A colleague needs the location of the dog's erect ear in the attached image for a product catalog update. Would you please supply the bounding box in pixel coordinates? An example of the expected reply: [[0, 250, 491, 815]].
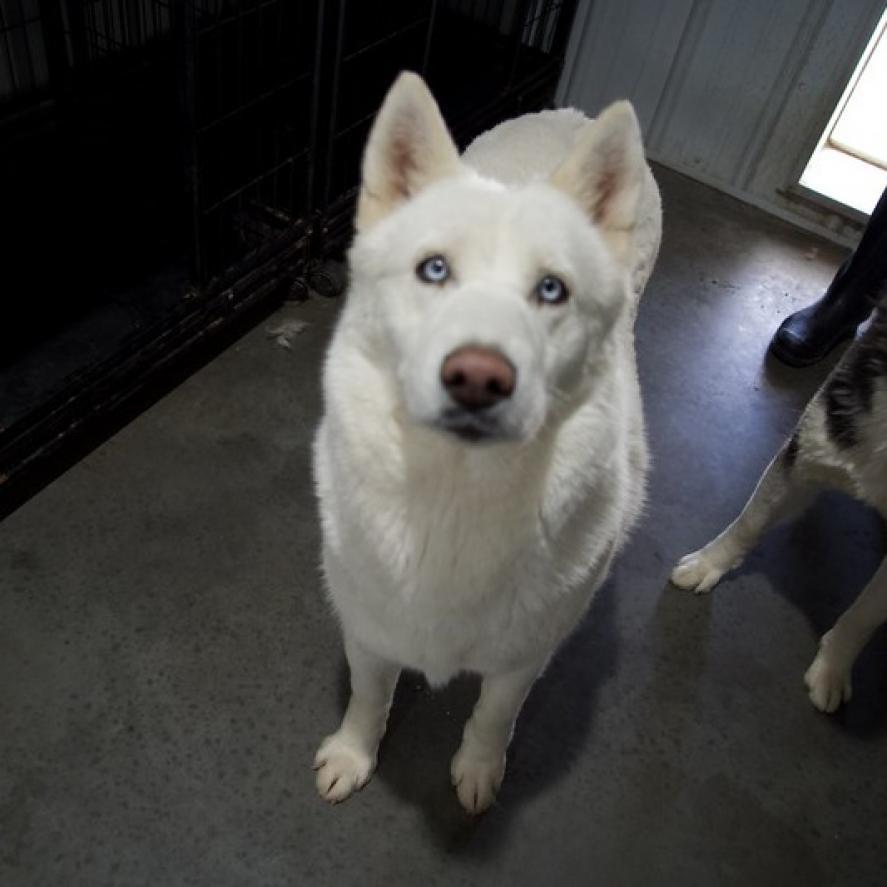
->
[[550, 101, 646, 261], [356, 72, 463, 232]]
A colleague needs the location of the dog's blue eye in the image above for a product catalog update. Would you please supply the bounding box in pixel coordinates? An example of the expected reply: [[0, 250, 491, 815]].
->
[[535, 275, 568, 305], [417, 255, 450, 284]]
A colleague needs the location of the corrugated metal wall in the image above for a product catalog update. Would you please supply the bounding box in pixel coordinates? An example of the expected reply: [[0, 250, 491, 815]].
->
[[559, 0, 886, 246]]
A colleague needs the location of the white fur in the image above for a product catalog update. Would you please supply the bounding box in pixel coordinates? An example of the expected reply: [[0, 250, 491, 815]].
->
[[313, 73, 662, 812]]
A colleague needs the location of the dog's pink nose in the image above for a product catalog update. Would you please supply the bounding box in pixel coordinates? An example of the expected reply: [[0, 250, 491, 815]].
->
[[440, 346, 516, 411]]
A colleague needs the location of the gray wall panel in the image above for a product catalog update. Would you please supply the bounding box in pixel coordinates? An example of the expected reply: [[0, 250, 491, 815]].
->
[[560, 0, 887, 245]]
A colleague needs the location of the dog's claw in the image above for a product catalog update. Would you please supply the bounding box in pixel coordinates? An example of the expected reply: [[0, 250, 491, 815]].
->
[[450, 745, 504, 815], [313, 733, 376, 803]]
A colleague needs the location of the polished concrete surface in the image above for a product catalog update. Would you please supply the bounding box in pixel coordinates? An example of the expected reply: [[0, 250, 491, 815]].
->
[[2, 167, 885, 886]]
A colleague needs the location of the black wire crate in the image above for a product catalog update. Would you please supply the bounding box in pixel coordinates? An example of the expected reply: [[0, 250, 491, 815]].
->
[[187, 0, 321, 292], [0, 0, 578, 511], [313, 0, 435, 214], [428, 0, 575, 136], [1, 1, 184, 357], [315, 0, 578, 252], [0, 0, 50, 108]]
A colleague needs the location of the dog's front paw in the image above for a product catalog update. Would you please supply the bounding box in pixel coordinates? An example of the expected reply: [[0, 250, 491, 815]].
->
[[450, 743, 505, 815], [313, 732, 376, 804], [670, 541, 740, 594], [804, 640, 852, 713]]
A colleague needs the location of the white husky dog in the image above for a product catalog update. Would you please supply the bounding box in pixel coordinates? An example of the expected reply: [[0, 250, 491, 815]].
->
[[313, 72, 661, 813]]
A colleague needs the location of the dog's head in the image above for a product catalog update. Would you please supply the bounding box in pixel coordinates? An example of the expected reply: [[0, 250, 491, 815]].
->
[[348, 72, 648, 444]]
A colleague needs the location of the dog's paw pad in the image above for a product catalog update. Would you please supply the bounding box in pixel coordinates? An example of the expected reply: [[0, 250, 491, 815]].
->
[[670, 546, 735, 594], [450, 745, 505, 815], [313, 733, 375, 804], [804, 650, 852, 714]]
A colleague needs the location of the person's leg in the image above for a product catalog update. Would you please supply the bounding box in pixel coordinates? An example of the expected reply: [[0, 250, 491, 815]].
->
[[770, 186, 887, 366]]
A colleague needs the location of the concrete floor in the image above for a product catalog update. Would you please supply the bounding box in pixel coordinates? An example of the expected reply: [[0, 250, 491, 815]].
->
[[2, 167, 886, 886]]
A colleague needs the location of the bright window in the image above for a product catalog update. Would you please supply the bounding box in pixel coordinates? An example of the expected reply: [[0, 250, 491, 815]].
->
[[800, 8, 887, 215]]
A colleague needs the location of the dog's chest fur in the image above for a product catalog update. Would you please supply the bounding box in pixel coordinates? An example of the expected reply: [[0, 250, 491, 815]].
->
[[315, 342, 645, 684], [313, 101, 659, 686]]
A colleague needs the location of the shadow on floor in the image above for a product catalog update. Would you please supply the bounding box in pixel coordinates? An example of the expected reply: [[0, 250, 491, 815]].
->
[[706, 491, 887, 737], [326, 574, 621, 854]]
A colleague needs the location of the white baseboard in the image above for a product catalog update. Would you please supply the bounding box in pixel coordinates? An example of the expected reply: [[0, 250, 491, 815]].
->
[[646, 154, 863, 250]]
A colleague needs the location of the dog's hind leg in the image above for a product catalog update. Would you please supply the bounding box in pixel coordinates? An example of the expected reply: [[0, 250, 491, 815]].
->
[[671, 438, 818, 594], [451, 661, 543, 815], [805, 555, 887, 712], [314, 633, 400, 803]]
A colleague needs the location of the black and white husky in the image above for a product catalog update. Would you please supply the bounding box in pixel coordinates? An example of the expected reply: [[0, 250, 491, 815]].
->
[[672, 305, 887, 712]]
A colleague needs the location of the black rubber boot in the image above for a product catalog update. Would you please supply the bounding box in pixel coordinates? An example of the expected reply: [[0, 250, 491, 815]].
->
[[770, 186, 887, 367], [769, 266, 874, 367]]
